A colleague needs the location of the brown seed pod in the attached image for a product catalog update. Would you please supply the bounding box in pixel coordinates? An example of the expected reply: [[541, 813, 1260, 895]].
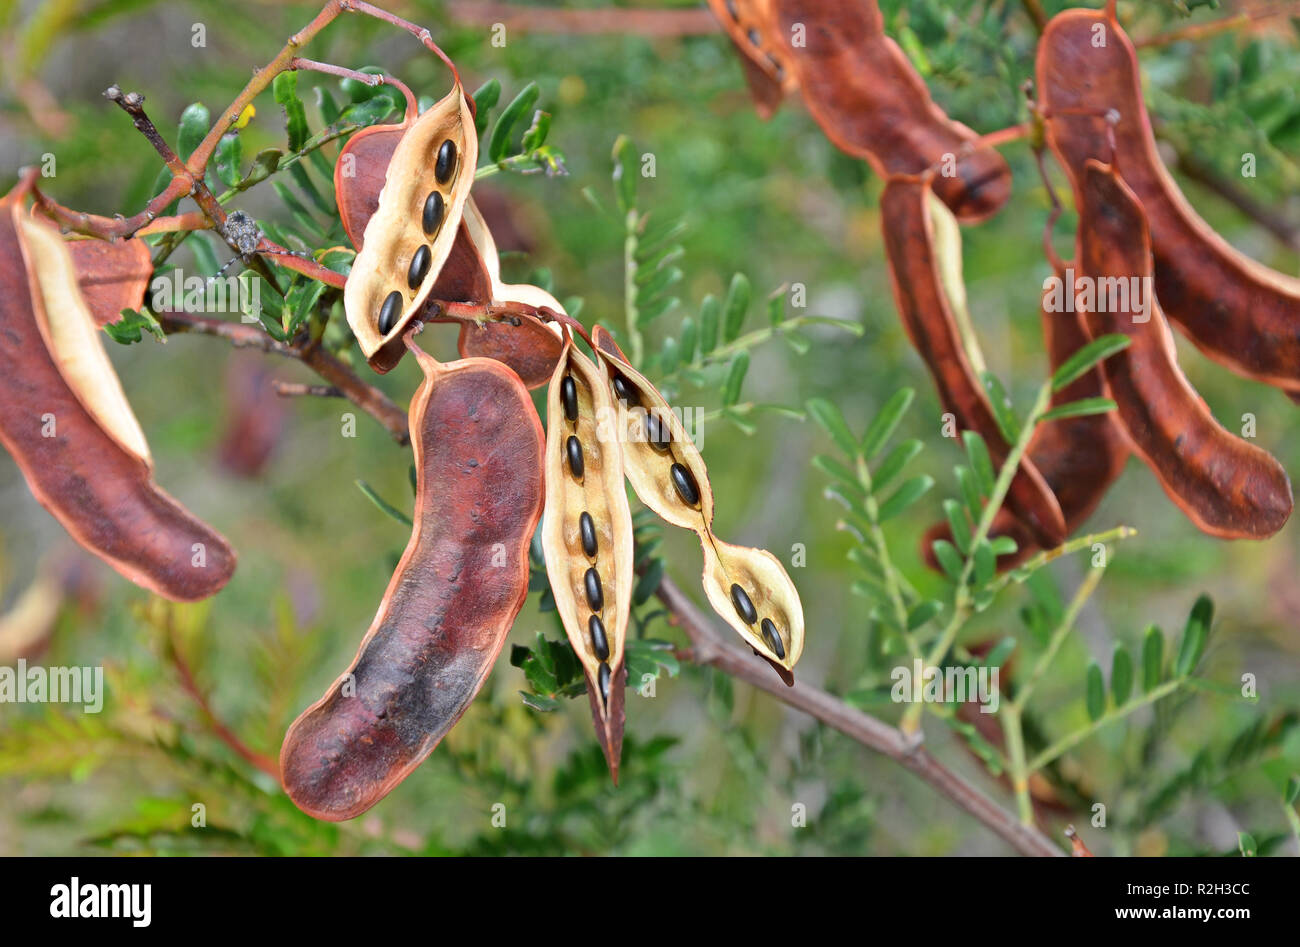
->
[[65, 236, 153, 327], [590, 326, 804, 682], [0, 183, 235, 602], [705, 0, 796, 119], [1075, 159, 1291, 539], [280, 333, 545, 821], [1037, 4, 1300, 394], [924, 262, 1131, 569], [344, 82, 477, 373], [541, 334, 634, 779], [880, 174, 1067, 549], [753, 0, 1011, 223]]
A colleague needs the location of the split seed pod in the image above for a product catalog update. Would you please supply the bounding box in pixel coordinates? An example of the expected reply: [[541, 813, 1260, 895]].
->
[[879, 174, 1067, 549], [1075, 160, 1291, 539], [749, 0, 1011, 223], [344, 82, 477, 372], [1037, 4, 1300, 395], [590, 326, 804, 683], [280, 334, 544, 820], [66, 236, 153, 327], [705, 0, 796, 119], [541, 333, 634, 779], [0, 186, 235, 601]]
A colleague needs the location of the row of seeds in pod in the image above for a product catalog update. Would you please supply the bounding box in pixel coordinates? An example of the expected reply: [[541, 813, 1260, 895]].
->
[[560, 370, 613, 703], [376, 139, 459, 335], [607, 370, 786, 659]]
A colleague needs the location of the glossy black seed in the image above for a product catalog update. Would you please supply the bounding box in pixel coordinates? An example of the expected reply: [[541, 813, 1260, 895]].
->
[[561, 375, 578, 421], [584, 567, 603, 612], [644, 411, 672, 453], [407, 244, 431, 289], [378, 290, 403, 335], [598, 662, 611, 703], [746, 28, 760, 46], [421, 191, 445, 235], [435, 139, 457, 183], [579, 511, 598, 558], [761, 618, 785, 659], [611, 375, 640, 406], [589, 615, 610, 661], [669, 462, 700, 507], [730, 584, 758, 625], [566, 436, 584, 479]]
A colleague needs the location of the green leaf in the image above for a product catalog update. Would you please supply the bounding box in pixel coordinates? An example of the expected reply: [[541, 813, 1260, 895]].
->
[[354, 480, 412, 527], [989, 535, 1018, 557], [1051, 334, 1131, 392], [1111, 646, 1133, 706], [980, 371, 1021, 444], [1175, 594, 1213, 677], [677, 316, 698, 364], [767, 285, 786, 326], [813, 455, 866, 496], [955, 465, 983, 521], [1285, 775, 1300, 806], [930, 539, 963, 583], [177, 102, 210, 161], [972, 539, 995, 586], [634, 558, 665, 606], [962, 430, 995, 496], [877, 475, 934, 522], [214, 133, 243, 189], [1040, 397, 1117, 423], [520, 692, 561, 713], [873, 439, 922, 492], [1142, 624, 1164, 692], [722, 351, 749, 406], [272, 72, 309, 153], [698, 294, 720, 354], [1237, 832, 1257, 857], [1085, 661, 1106, 721], [611, 133, 637, 214], [862, 388, 915, 459], [943, 499, 971, 555], [806, 398, 858, 458], [722, 273, 751, 342], [105, 308, 165, 345], [521, 110, 552, 153], [471, 78, 501, 138], [490, 82, 541, 164], [984, 636, 1017, 669], [907, 600, 943, 630]]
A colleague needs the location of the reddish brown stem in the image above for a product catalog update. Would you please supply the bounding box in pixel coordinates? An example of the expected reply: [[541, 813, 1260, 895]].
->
[[445, 1, 718, 35]]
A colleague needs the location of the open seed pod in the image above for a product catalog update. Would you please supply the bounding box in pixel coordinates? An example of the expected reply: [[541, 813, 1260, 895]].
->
[[65, 236, 152, 327], [0, 179, 235, 601], [281, 332, 545, 820], [344, 82, 477, 372], [590, 326, 804, 683], [705, 0, 795, 119], [541, 333, 634, 779]]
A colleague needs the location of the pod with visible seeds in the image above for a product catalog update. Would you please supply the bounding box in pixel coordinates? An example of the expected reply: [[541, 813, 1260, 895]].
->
[[541, 335, 634, 780], [705, 0, 796, 119], [591, 326, 804, 682], [343, 82, 477, 373], [0, 179, 235, 602], [280, 335, 545, 820]]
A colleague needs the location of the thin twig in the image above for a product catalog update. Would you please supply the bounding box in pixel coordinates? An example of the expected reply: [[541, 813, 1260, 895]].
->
[[273, 381, 345, 398], [656, 576, 1063, 857], [445, 1, 718, 35]]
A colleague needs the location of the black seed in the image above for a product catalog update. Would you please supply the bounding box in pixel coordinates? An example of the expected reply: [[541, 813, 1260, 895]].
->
[[611, 374, 640, 406], [584, 567, 603, 612], [561, 375, 578, 421], [566, 435, 584, 479], [669, 462, 700, 507], [589, 615, 610, 661], [761, 618, 785, 659], [598, 662, 611, 703], [378, 290, 403, 335], [421, 191, 445, 235], [725, 0, 738, 19], [644, 411, 672, 453], [435, 139, 457, 183], [579, 511, 598, 558], [746, 28, 760, 46], [730, 584, 758, 625], [407, 244, 431, 289]]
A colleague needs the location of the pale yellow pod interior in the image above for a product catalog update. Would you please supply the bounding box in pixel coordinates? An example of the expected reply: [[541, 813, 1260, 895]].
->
[[701, 536, 804, 669], [461, 198, 567, 313], [345, 83, 477, 359], [18, 215, 152, 466]]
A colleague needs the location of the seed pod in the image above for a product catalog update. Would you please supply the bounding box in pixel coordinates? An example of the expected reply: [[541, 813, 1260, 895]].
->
[[0, 181, 235, 601], [65, 236, 153, 327], [344, 82, 477, 372], [541, 335, 634, 779], [1075, 160, 1291, 539], [1037, 4, 1300, 395], [591, 326, 804, 682], [281, 335, 545, 820], [705, 0, 796, 119], [756, 0, 1011, 223], [924, 262, 1130, 570], [880, 174, 1067, 549]]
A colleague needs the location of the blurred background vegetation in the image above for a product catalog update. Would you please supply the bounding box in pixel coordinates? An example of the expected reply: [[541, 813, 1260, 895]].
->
[[1, 0, 1299, 855]]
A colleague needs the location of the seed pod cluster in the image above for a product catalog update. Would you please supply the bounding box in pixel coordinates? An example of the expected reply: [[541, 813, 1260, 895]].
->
[[1037, 3, 1300, 396], [541, 334, 634, 778], [879, 174, 1067, 550], [344, 82, 477, 373], [590, 326, 804, 683], [281, 334, 545, 820], [0, 180, 236, 602]]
